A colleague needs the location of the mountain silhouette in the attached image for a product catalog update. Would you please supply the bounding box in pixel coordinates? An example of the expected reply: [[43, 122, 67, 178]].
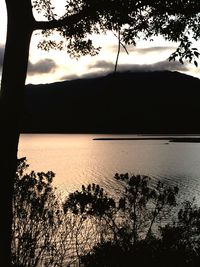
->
[[23, 71, 200, 134]]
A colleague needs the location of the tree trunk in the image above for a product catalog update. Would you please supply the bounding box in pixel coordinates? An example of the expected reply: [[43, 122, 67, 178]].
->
[[0, 0, 34, 265]]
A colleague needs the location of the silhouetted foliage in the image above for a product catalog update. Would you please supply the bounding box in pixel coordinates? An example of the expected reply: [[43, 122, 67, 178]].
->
[[64, 173, 200, 267], [12, 158, 200, 266], [12, 158, 116, 266], [64, 184, 116, 217], [12, 157, 66, 267], [64, 183, 118, 247], [158, 200, 200, 267], [114, 173, 179, 243], [12, 158, 97, 267], [35, 0, 200, 65]]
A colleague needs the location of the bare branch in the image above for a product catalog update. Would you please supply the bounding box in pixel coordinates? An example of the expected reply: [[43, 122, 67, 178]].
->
[[113, 31, 129, 55], [114, 29, 121, 73]]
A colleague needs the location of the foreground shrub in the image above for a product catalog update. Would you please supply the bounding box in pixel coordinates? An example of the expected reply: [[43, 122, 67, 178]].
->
[[12, 158, 96, 267], [65, 174, 179, 246], [64, 173, 200, 266], [158, 200, 200, 267], [12, 158, 117, 266], [12, 159, 200, 266]]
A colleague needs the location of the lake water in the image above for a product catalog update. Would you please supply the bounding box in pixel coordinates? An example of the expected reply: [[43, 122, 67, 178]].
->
[[18, 134, 200, 204]]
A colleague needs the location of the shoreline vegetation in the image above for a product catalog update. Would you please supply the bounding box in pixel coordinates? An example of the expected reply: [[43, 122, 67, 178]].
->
[[93, 137, 200, 142], [13, 158, 200, 267]]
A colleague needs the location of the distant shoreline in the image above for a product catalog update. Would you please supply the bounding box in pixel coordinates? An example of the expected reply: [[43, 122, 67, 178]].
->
[[170, 138, 200, 143], [93, 137, 200, 143]]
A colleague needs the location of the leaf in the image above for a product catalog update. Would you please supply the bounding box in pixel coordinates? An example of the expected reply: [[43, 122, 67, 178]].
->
[[194, 51, 199, 58], [194, 60, 198, 67], [179, 58, 184, 64]]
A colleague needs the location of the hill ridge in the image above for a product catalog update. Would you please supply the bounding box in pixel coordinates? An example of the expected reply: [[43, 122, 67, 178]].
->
[[23, 71, 200, 134]]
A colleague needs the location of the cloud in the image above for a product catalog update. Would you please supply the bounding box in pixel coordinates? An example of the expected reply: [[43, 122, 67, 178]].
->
[[88, 59, 189, 74], [60, 73, 79, 81], [118, 60, 188, 72], [108, 45, 175, 55], [81, 71, 108, 79], [88, 60, 114, 71], [0, 49, 57, 75], [28, 58, 57, 76], [134, 46, 176, 55]]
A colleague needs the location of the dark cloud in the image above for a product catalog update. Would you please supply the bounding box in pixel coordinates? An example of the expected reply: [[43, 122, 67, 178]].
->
[[60, 74, 79, 81], [88, 59, 189, 74], [60, 66, 112, 80], [134, 46, 175, 54], [0, 44, 5, 69], [61, 71, 109, 81], [118, 60, 188, 72], [28, 58, 57, 75], [0, 49, 57, 75], [75, 60, 115, 79], [88, 60, 114, 70], [108, 45, 175, 55], [81, 71, 108, 79]]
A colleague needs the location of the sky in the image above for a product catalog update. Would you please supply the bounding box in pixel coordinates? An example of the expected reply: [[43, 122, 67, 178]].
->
[[0, 0, 200, 85]]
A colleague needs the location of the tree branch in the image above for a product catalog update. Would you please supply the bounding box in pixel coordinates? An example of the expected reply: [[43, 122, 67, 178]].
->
[[33, 8, 93, 31], [114, 29, 121, 73]]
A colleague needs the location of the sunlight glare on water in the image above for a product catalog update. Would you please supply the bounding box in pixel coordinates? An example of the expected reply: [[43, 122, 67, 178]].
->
[[18, 134, 200, 204]]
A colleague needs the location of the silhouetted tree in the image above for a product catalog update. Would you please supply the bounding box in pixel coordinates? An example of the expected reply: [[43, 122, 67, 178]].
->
[[150, 1, 200, 65], [65, 173, 179, 267], [13, 158, 101, 267], [71, 175, 199, 267], [64, 183, 117, 245], [114, 173, 179, 244], [158, 199, 200, 267], [1, 0, 200, 265], [65, 175, 178, 250], [13, 160, 200, 266]]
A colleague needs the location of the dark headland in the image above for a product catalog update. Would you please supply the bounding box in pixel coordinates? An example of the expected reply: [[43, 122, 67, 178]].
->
[[93, 137, 200, 142], [24, 71, 200, 134]]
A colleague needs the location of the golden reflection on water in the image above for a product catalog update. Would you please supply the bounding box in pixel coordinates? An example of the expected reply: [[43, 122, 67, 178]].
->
[[18, 134, 200, 203]]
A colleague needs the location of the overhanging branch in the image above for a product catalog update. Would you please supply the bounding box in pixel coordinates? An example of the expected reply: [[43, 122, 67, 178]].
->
[[33, 8, 94, 31]]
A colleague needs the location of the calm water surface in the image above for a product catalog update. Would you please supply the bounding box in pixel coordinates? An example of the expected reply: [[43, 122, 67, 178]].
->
[[18, 134, 200, 204]]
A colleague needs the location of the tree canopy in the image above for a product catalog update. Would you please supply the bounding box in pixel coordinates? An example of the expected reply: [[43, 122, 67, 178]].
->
[[31, 0, 200, 64]]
